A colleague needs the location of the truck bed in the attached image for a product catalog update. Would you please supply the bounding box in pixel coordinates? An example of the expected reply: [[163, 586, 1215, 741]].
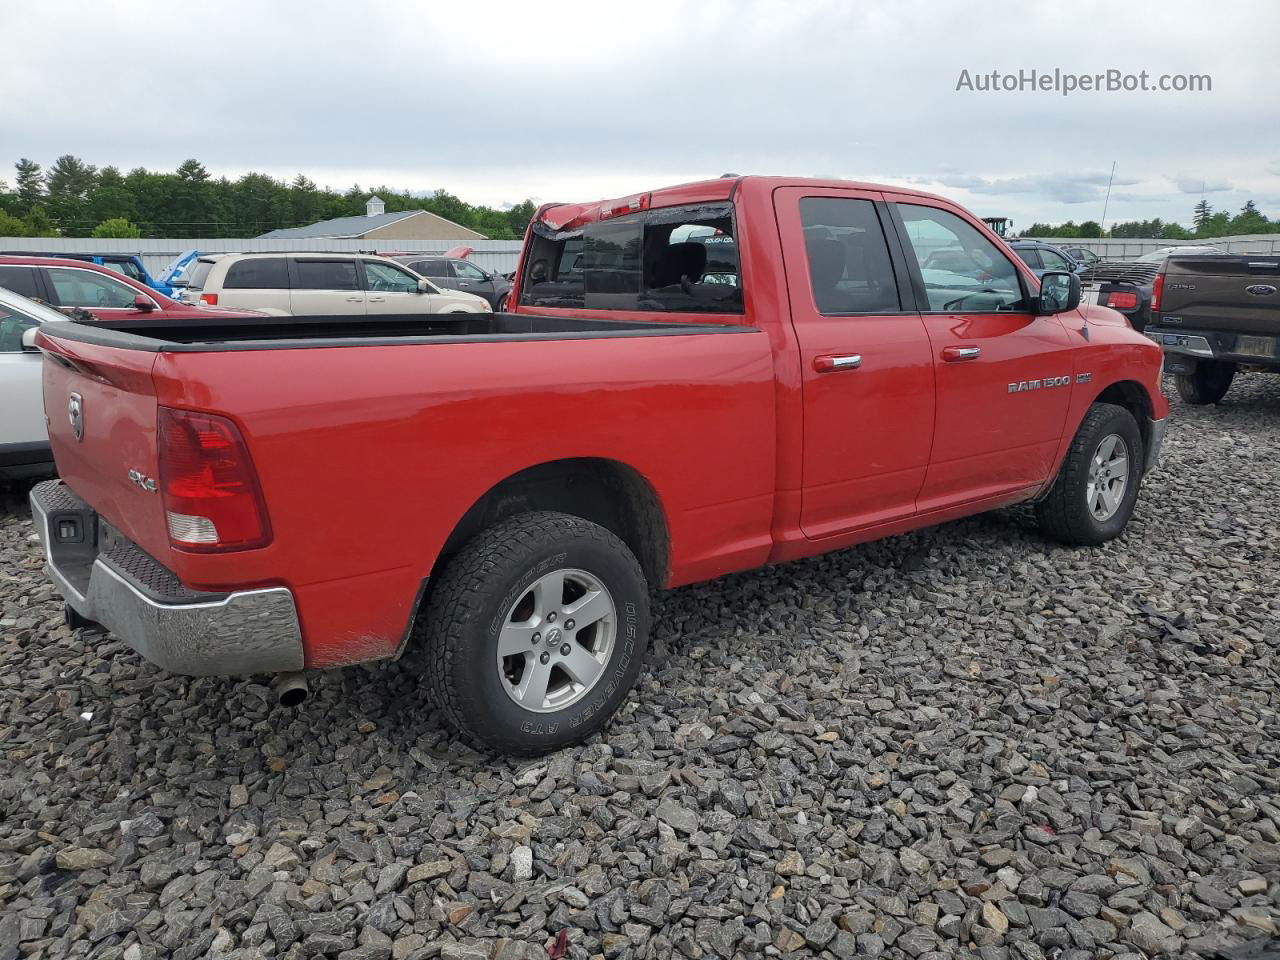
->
[[49, 311, 754, 351]]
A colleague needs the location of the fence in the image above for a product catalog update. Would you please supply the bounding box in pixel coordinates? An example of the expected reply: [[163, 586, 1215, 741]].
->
[[0, 237, 526, 276], [1023, 234, 1280, 259]]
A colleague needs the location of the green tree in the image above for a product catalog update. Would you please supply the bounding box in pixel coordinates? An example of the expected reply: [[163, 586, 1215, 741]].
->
[[45, 155, 98, 199], [1230, 200, 1268, 235], [0, 210, 28, 236], [91, 217, 142, 238], [1192, 199, 1213, 232], [22, 204, 58, 237], [15, 158, 43, 203]]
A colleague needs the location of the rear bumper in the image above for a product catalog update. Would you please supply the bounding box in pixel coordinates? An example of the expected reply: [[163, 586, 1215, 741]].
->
[[30, 479, 304, 676], [1145, 326, 1280, 367]]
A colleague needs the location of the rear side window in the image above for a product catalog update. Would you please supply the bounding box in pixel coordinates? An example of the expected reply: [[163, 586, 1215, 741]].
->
[[412, 259, 449, 278], [293, 260, 359, 291], [0, 266, 44, 301], [521, 202, 743, 313], [224, 258, 290, 289], [1013, 247, 1043, 270], [798, 197, 901, 314]]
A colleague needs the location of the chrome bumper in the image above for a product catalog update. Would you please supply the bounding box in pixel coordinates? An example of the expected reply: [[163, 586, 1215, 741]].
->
[[30, 480, 304, 676], [1144, 330, 1214, 358], [1145, 417, 1167, 477]]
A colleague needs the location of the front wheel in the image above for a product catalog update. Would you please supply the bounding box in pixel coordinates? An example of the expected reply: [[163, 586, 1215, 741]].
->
[[1175, 360, 1235, 405], [1036, 403, 1144, 546], [418, 511, 650, 755]]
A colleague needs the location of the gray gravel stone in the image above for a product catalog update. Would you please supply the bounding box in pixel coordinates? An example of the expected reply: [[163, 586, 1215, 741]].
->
[[1, 382, 1278, 960]]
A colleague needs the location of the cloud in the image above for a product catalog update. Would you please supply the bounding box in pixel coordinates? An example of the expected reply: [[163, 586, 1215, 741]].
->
[[931, 172, 1140, 204], [1174, 177, 1234, 193]]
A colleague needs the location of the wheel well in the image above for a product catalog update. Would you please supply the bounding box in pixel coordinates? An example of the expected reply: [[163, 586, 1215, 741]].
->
[[434, 458, 670, 587], [1094, 380, 1154, 450]]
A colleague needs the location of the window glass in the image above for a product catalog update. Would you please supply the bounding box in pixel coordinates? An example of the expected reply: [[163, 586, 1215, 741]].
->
[[364, 261, 419, 293], [1038, 248, 1070, 271], [224, 258, 290, 289], [583, 219, 642, 310], [1012, 247, 1043, 270], [897, 204, 1026, 312], [798, 197, 901, 314], [640, 205, 743, 312], [412, 259, 449, 278], [0, 266, 44, 301], [453, 260, 487, 280], [46, 268, 140, 309], [293, 259, 359, 291], [185, 260, 216, 291], [0, 303, 37, 353]]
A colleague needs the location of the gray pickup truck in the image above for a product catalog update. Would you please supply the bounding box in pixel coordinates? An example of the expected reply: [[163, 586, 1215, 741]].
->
[[1145, 254, 1280, 403]]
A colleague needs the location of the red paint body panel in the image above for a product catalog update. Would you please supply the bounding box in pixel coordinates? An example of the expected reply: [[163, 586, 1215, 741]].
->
[[39, 177, 1166, 672]]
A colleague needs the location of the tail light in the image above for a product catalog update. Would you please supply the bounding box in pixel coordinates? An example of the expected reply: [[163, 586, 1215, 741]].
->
[[598, 193, 651, 220], [1150, 271, 1165, 313], [157, 407, 271, 552], [199, 293, 218, 306], [1107, 291, 1139, 310]]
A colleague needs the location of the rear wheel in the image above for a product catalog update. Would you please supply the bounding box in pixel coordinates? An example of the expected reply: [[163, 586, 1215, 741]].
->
[[1175, 360, 1235, 405], [1036, 403, 1144, 546], [418, 511, 650, 755]]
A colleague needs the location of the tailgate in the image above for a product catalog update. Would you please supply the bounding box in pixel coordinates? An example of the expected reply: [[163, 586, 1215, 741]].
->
[[1161, 257, 1280, 334], [38, 331, 172, 562]]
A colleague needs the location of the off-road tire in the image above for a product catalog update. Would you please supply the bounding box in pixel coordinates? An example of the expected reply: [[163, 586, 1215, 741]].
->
[[1175, 360, 1235, 405], [1036, 403, 1144, 546], [418, 511, 649, 755]]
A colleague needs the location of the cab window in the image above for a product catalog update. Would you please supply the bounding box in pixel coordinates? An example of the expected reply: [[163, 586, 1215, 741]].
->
[[896, 204, 1027, 312], [453, 261, 487, 281], [798, 197, 900, 314], [1039, 248, 1071, 271], [0, 303, 37, 353]]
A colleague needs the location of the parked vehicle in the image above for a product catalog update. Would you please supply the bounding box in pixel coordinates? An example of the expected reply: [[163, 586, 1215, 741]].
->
[[0, 286, 72, 479], [183, 253, 491, 315], [0, 251, 196, 297], [1062, 247, 1102, 268], [1007, 240, 1083, 276], [1145, 253, 1280, 403], [1078, 245, 1225, 333], [0, 256, 267, 323], [391, 255, 513, 311], [29, 176, 1166, 755]]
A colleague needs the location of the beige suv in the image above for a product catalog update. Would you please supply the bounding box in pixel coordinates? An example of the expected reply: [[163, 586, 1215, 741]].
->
[[182, 253, 491, 315]]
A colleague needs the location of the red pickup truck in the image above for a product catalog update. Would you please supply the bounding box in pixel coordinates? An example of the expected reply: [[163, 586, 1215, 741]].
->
[[30, 176, 1167, 755]]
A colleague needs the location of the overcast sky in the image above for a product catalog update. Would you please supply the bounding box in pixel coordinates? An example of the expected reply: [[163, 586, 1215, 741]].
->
[[3, 0, 1278, 229]]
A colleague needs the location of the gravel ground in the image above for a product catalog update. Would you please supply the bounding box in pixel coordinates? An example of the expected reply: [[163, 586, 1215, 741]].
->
[[1, 378, 1278, 960]]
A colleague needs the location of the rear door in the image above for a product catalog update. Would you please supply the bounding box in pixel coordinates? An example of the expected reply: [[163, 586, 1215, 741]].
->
[[451, 259, 497, 306], [288, 258, 366, 315], [362, 259, 433, 314], [774, 186, 935, 539], [0, 301, 48, 445], [887, 197, 1073, 510]]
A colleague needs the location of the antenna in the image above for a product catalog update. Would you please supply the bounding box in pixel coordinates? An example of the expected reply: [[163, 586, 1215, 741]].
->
[[1099, 161, 1116, 237]]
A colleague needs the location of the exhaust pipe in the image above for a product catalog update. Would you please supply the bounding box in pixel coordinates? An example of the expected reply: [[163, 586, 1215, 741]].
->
[[273, 672, 309, 707]]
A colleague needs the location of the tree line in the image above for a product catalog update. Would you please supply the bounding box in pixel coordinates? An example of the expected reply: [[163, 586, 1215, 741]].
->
[[1021, 199, 1280, 240], [0, 156, 538, 240]]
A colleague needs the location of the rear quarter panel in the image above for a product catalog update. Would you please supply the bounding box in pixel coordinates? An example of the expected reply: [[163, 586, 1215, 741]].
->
[[152, 330, 778, 668]]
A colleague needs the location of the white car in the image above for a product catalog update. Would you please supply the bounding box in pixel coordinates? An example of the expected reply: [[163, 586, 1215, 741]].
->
[[182, 253, 492, 315], [0, 286, 69, 478]]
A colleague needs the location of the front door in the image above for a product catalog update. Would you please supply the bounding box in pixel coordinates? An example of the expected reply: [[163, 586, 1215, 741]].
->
[[888, 198, 1073, 510], [288, 259, 366, 315], [451, 259, 497, 307], [775, 187, 936, 539], [362, 260, 433, 314]]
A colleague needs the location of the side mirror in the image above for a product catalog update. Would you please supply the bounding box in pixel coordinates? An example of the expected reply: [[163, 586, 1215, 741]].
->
[[416, 279, 434, 294], [21, 326, 40, 352], [133, 294, 156, 312], [1035, 271, 1080, 314]]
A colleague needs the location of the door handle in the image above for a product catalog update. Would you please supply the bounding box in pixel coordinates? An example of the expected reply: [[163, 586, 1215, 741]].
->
[[813, 354, 862, 372], [368, 296, 385, 302], [346, 296, 364, 302], [942, 346, 982, 362]]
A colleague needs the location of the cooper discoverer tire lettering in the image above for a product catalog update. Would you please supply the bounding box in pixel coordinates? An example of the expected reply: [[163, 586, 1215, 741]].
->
[[417, 511, 650, 755]]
